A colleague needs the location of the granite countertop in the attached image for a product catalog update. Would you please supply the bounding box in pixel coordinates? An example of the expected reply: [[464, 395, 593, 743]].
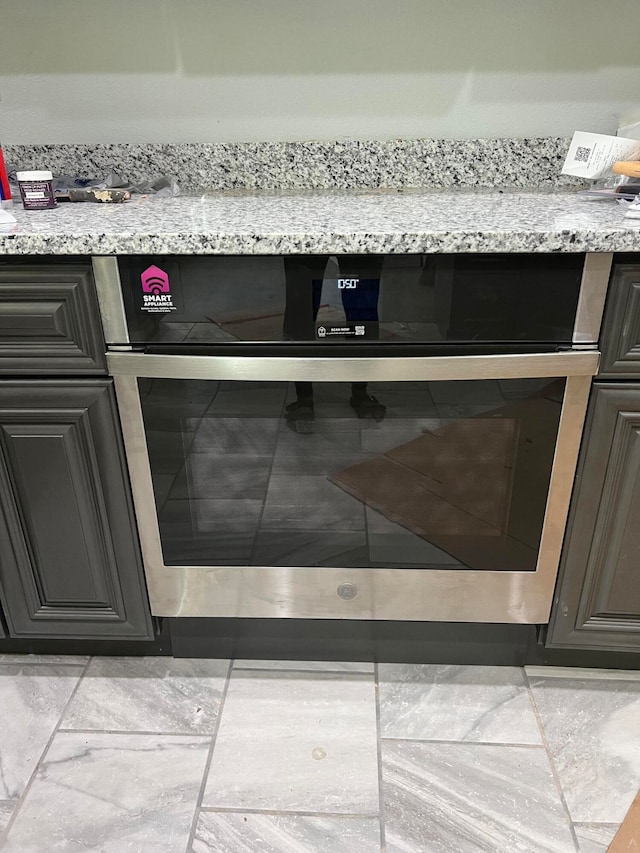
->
[[1, 188, 639, 255]]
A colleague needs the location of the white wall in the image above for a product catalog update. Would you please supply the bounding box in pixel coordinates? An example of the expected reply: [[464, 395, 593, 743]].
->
[[1, 0, 639, 143]]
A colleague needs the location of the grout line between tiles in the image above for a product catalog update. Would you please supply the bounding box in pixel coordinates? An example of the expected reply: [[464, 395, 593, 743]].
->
[[185, 658, 234, 853], [379, 736, 545, 748], [198, 806, 381, 819], [374, 663, 387, 853], [0, 654, 93, 848], [523, 668, 581, 853]]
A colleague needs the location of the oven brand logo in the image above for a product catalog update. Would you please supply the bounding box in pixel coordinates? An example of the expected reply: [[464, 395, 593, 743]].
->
[[140, 265, 176, 313]]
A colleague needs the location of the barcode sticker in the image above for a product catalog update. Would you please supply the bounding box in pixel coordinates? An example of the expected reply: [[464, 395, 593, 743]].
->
[[574, 146, 591, 163]]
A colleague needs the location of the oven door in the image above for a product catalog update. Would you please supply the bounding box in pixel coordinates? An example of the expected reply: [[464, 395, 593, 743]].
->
[[108, 351, 597, 623]]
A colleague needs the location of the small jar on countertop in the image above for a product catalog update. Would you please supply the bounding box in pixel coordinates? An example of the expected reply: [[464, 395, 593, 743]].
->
[[16, 170, 57, 210]]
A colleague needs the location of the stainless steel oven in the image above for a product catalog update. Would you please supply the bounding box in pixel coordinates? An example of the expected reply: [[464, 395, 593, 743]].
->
[[94, 253, 610, 624]]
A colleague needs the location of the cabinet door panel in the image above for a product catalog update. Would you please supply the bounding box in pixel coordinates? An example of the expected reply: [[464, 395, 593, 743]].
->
[[599, 264, 640, 378], [547, 385, 640, 651], [0, 381, 153, 639], [0, 266, 106, 374]]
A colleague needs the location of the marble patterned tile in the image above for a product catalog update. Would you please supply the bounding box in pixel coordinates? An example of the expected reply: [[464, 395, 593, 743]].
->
[[264, 473, 358, 505], [381, 740, 575, 853], [360, 420, 442, 455], [160, 529, 257, 565], [190, 417, 279, 455], [252, 531, 367, 567], [1, 732, 210, 853], [0, 663, 83, 799], [191, 813, 381, 853], [378, 664, 542, 744], [261, 474, 365, 531], [206, 388, 287, 417], [0, 801, 14, 834], [270, 452, 369, 477], [202, 670, 379, 813], [234, 660, 375, 673], [160, 498, 264, 534], [61, 657, 229, 734], [573, 823, 619, 853], [172, 453, 273, 500], [365, 504, 461, 567], [275, 427, 363, 455], [528, 676, 640, 823], [279, 412, 368, 435]]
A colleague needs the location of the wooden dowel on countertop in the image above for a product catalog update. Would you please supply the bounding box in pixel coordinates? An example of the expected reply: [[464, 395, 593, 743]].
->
[[608, 791, 640, 851]]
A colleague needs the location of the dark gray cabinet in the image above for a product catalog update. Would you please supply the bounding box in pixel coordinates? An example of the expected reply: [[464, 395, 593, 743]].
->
[[547, 258, 640, 655], [547, 384, 640, 652], [0, 264, 107, 375], [599, 262, 640, 378], [0, 380, 154, 640]]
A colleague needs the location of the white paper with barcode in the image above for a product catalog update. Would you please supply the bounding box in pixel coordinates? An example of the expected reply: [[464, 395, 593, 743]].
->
[[562, 131, 640, 179]]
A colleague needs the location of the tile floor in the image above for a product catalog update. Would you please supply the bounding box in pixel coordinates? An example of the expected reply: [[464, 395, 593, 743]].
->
[[0, 656, 637, 852]]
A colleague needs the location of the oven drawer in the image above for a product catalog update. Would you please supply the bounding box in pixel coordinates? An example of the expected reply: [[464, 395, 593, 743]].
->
[[0, 265, 107, 375]]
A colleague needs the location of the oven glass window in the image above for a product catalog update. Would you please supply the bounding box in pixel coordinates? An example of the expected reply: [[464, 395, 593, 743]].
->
[[140, 377, 565, 572]]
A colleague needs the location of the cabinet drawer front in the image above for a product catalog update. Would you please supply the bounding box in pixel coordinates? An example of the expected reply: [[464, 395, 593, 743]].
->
[[0, 266, 106, 374], [0, 380, 153, 639]]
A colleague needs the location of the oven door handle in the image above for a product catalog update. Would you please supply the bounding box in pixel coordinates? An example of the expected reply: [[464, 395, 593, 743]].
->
[[106, 350, 599, 382]]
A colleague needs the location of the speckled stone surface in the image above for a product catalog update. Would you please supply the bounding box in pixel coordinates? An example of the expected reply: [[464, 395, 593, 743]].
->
[[1, 188, 639, 255], [4, 139, 581, 192]]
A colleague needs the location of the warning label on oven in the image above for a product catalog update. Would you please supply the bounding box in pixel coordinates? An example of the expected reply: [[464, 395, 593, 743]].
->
[[139, 264, 178, 314], [316, 323, 369, 339]]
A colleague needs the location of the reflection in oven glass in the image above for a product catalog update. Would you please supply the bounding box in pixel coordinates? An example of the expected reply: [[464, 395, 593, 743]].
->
[[140, 378, 564, 572]]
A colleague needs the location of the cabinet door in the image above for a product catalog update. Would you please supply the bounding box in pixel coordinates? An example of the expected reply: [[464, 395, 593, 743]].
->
[[599, 263, 640, 378], [0, 380, 153, 639], [547, 384, 640, 651], [0, 265, 107, 375]]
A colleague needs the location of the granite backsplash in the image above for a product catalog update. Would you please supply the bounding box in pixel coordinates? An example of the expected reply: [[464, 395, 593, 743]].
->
[[3, 139, 582, 192]]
